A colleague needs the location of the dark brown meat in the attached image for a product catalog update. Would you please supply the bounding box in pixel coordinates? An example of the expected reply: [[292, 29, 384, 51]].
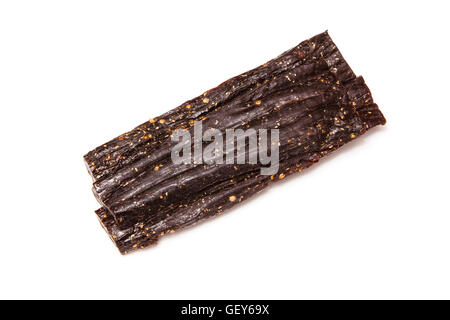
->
[[84, 31, 386, 253]]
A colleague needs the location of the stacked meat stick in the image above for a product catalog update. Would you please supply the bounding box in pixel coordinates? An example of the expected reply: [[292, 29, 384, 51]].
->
[[84, 32, 386, 254]]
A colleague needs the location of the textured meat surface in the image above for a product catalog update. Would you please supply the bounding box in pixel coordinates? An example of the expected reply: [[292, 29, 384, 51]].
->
[[84, 31, 386, 254]]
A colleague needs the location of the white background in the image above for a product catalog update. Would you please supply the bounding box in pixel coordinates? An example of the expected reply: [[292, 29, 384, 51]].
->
[[0, 1, 449, 299]]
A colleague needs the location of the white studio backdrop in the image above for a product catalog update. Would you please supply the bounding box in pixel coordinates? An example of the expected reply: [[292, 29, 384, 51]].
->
[[0, 1, 449, 299]]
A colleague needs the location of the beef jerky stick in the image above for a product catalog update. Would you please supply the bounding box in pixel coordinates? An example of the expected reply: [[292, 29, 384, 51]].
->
[[84, 31, 386, 253]]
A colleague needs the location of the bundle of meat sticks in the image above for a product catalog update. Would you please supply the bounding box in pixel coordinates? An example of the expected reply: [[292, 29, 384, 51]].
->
[[84, 31, 386, 254]]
